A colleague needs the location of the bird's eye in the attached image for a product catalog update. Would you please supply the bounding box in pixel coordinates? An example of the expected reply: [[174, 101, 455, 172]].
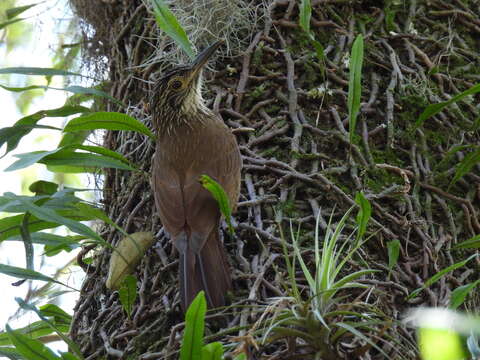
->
[[170, 79, 183, 90]]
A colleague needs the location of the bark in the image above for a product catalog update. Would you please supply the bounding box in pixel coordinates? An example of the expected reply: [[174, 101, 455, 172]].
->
[[69, 0, 480, 358]]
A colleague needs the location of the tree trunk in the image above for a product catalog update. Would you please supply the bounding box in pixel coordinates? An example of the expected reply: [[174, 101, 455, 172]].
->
[[69, 0, 480, 358]]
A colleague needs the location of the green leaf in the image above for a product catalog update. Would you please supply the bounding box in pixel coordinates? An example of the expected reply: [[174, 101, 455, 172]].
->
[[15, 299, 83, 359], [0, 67, 82, 77], [6, 3, 40, 19], [453, 234, 480, 249], [415, 83, 480, 130], [63, 112, 155, 139], [0, 18, 24, 30], [0, 321, 57, 347], [299, 0, 311, 33], [2, 192, 103, 242], [450, 148, 480, 187], [201, 342, 224, 360], [199, 175, 234, 236], [60, 353, 80, 360], [150, 0, 194, 59], [39, 304, 72, 326], [0, 105, 90, 158], [0, 84, 123, 106], [0, 214, 59, 241], [233, 354, 247, 360], [7, 232, 83, 248], [449, 280, 480, 309], [6, 146, 135, 172], [0, 263, 71, 288], [119, 275, 138, 318], [347, 34, 364, 144], [29, 181, 59, 195], [5, 149, 61, 171], [354, 191, 371, 244], [387, 239, 400, 279], [180, 291, 206, 360], [0, 346, 22, 360], [5, 325, 60, 360], [408, 254, 477, 299]]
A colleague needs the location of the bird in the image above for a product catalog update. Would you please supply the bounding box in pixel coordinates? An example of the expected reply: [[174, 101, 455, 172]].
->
[[150, 41, 242, 312]]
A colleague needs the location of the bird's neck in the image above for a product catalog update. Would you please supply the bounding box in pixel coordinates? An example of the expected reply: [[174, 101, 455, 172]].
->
[[154, 104, 212, 137]]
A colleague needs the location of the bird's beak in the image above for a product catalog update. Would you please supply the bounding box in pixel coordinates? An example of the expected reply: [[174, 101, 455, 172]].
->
[[188, 41, 223, 81]]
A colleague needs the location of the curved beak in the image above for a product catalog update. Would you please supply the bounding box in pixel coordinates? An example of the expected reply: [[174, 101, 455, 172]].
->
[[188, 41, 224, 80]]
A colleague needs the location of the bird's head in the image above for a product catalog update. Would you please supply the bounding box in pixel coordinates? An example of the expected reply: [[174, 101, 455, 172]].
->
[[151, 41, 223, 126]]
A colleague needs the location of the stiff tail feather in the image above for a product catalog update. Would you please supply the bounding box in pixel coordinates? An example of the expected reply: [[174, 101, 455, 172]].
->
[[179, 228, 231, 312]]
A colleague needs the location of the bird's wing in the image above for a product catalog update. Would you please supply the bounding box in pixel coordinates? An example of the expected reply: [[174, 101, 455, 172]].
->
[[183, 122, 242, 252], [152, 150, 186, 238]]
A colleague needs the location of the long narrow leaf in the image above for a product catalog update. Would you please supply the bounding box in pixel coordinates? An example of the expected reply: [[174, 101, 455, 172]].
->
[[0, 67, 82, 77], [0, 18, 24, 30], [0, 84, 123, 106], [63, 112, 155, 139], [5, 325, 60, 360], [450, 148, 480, 187], [354, 191, 371, 244], [180, 291, 206, 360], [0, 264, 70, 288], [199, 175, 234, 236], [408, 254, 477, 299], [6, 3, 40, 19], [347, 35, 364, 144], [415, 83, 480, 129], [299, 0, 311, 33], [150, 0, 194, 59], [15, 298, 83, 359], [2, 192, 103, 242]]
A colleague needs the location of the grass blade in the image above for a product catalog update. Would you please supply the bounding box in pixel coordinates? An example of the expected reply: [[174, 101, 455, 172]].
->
[[408, 254, 477, 299], [415, 83, 480, 130], [299, 0, 311, 34], [347, 35, 364, 144]]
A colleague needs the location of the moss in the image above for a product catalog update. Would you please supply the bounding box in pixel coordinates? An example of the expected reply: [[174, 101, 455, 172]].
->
[[364, 167, 402, 193]]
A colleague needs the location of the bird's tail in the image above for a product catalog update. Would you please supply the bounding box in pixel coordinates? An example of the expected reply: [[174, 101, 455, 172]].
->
[[179, 228, 231, 312]]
